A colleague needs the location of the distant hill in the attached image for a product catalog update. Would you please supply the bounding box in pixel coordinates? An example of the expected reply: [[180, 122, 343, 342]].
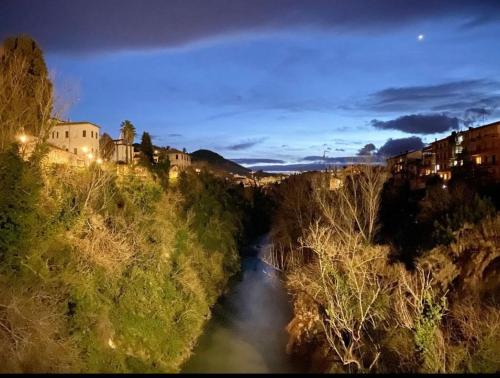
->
[[190, 149, 251, 176]]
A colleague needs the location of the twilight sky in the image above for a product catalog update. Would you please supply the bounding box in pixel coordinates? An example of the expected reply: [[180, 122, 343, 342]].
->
[[2, 0, 500, 170]]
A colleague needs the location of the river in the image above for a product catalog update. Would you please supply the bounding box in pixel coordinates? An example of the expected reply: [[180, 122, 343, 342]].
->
[[181, 236, 305, 373]]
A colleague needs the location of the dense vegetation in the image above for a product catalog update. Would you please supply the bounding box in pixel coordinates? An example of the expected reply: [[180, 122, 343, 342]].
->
[[0, 35, 270, 373], [268, 167, 500, 373], [0, 144, 258, 372]]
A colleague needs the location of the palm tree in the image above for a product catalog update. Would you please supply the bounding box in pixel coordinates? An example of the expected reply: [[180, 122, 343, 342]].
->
[[120, 120, 136, 164]]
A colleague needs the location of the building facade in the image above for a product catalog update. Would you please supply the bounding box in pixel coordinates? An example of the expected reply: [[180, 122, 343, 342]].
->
[[386, 120, 500, 187], [47, 121, 100, 159], [164, 148, 191, 170]]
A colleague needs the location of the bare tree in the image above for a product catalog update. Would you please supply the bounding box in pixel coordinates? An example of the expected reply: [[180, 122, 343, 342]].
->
[[300, 164, 389, 371]]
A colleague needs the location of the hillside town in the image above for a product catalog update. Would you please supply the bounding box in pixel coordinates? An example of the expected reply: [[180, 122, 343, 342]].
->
[[2, 1, 500, 372], [386, 120, 500, 190]]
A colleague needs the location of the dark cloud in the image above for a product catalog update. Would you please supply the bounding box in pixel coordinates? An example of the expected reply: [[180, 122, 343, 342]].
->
[[248, 159, 383, 172], [167, 133, 182, 137], [301, 155, 383, 164], [357, 143, 376, 156], [1, 1, 500, 53], [227, 138, 266, 151], [463, 107, 496, 127], [231, 158, 285, 165], [363, 79, 500, 115], [335, 148, 345, 152], [371, 114, 460, 134], [377, 137, 424, 157]]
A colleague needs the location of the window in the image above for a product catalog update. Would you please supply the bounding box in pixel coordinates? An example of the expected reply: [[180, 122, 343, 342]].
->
[[91, 131, 94, 138], [83, 130, 86, 137], [176, 154, 178, 160], [52, 132, 55, 138], [57, 132, 59, 138], [475, 156, 482, 165], [96, 132, 98, 139], [493, 155, 497, 165], [74, 148, 77, 154], [65, 131, 69, 138]]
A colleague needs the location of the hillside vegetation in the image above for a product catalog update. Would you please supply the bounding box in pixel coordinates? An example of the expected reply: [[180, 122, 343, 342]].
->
[[267, 168, 500, 373], [190, 149, 250, 176], [0, 146, 248, 372]]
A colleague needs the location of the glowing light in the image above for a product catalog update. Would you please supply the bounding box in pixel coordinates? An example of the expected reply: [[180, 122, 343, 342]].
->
[[418, 34, 424, 41], [96, 158, 103, 164], [87, 153, 94, 160], [82, 146, 89, 153], [17, 134, 28, 143]]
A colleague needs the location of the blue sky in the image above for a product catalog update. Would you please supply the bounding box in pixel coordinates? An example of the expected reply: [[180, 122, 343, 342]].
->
[[2, 0, 500, 169]]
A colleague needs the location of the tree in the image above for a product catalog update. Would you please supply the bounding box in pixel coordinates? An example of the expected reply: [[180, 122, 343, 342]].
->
[[0, 35, 54, 152], [99, 133, 115, 160], [119, 120, 135, 164], [140, 132, 154, 164]]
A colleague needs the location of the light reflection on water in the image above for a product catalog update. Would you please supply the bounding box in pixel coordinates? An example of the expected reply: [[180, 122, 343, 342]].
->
[[181, 238, 304, 373]]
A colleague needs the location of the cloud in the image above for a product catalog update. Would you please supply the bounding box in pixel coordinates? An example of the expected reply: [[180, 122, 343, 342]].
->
[[357, 143, 376, 156], [226, 137, 266, 151], [335, 148, 345, 152], [2, 1, 500, 54], [371, 114, 460, 134], [247, 160, 383, 172], [377, 136, 424, 157], [363, 79, 500, 115], [231, 158, 285, 165], [301, 155, 383, 164], [167, 133, 182, 137]]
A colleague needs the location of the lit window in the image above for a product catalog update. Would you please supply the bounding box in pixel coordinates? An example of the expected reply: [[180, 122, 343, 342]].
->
[[475, 156, 482, 165], [436, 164, 440, 171]]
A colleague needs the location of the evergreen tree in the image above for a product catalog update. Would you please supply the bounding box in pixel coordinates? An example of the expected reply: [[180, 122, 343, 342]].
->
[[140, 132, 154, 164], [99, 133, 115, 160], [0, 35, 53, 150]]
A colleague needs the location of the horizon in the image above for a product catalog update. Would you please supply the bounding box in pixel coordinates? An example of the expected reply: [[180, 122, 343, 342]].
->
[[2, 0, 500, 172]]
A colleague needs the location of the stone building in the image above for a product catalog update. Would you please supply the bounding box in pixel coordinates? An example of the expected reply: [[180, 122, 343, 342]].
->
[[386, 120, 500, 187], [47, 121, 100, 159], [164, 147, 191, 169]]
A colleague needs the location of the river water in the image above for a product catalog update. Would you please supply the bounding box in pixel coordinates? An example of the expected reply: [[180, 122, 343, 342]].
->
[[181, 237, 305, 373]]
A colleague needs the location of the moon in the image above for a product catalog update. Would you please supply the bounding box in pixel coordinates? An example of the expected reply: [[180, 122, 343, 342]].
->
[[418, 34, 425, 41]]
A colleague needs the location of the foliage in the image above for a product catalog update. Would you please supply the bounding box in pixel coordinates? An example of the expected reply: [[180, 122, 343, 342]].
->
[[119, 120, 136, 164], [0, 159, 243, 372], [139, 132, 154, 164], [379, 175, 496, 264], [271, 166, 500, 373], [0, 147, 42, 264], [99, 133, 115, 160], [0, 35, 53, 151]]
